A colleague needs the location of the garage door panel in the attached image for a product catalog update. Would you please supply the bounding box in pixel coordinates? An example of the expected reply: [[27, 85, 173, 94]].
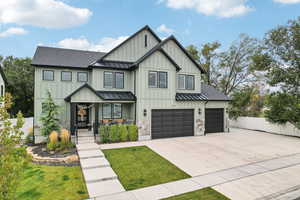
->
[[151, 109, 194, 139]]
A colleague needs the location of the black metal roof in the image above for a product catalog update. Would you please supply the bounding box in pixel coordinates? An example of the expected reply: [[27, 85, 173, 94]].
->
[[92, 60, 133, 70], [176, 84, 231, 101], [96, 91, 136, 101], [32, 46, 106, 68]]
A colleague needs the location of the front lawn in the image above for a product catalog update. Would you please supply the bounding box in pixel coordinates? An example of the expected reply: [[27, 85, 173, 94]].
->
[[16, 163, 88, 200], [162, 187, 230, 200], [103, 146, 190, 190]]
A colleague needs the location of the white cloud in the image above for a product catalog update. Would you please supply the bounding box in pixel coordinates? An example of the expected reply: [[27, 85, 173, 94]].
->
[[157, 24, 175, 34], [0, 0, 92, 28], [158, 0, 253, 18], [273, 0, 300, 3], [57, 36, 129, 52], [0, 27, 27, 37]]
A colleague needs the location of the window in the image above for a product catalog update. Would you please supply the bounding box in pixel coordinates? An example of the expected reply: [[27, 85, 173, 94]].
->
[[145, 34, 148, 47], [43, 70, 54, 81], [1, 85, 3, 96], [186, 75, 194, 90], [148, 71, 168, 88], [177, 74, 195, 90], [77, 72, 88, 82], [104, 72, 124, 89], [102, 103, 122, 119], [177, 74, 185, 90], [115, 72, 124, 89], [148, 71, 157, 88], [61, 71, 72, 81]]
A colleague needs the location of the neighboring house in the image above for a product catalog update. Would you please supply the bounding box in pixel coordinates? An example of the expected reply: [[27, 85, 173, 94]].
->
[[0, 64, 7, 98], [31, 25, 230, 142]]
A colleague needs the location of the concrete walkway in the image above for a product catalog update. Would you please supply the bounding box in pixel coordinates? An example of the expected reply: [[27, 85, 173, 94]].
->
[[75, 130, 125, 198], [94, 153, 300, 200]]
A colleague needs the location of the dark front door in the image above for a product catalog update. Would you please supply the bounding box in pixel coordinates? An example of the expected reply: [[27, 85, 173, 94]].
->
[[76, 104, 90, 129], [205, 108, 224, 134], [151, 109, 194, 139]]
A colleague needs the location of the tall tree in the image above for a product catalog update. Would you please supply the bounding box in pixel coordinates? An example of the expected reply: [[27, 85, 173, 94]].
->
[[0, 56, 34, 117], [252, 17, 300, 128]]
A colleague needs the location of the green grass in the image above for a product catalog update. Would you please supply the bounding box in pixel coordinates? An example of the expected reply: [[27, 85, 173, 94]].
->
[[103, 146, 191, 190], [162, 187, 230, 200], [16, 163, 88, 200]]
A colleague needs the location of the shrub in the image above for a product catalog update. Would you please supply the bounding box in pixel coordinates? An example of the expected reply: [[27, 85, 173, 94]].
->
[[60, 128, 70, 147], [25, 127, 34, 145], [110, 124, 120, 143], [47, 131, 59, 150], [120, 125, 129, 142], [99, 125, 110, 143], [128, 124, 138, 141]]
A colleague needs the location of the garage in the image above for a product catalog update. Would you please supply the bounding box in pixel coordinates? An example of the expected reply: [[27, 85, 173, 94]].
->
[[205, 108, 224, 134], [151, 109, 194, 139]]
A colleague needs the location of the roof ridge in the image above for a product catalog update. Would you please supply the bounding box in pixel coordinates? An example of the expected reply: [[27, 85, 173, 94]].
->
[[37, 46, 107, 54]]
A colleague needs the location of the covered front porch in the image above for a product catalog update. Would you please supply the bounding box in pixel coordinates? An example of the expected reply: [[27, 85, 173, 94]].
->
[[64, 84, 136, 139]]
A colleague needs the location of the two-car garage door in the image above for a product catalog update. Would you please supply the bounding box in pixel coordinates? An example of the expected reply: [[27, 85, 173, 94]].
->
[[151, 109, 194, 139]]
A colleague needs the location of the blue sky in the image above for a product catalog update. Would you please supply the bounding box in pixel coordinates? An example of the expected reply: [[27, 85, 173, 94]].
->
[[0, 0, 299, 58]]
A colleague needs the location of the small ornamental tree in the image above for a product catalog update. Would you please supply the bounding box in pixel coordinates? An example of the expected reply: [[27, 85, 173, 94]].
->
[[0, 93, 28, 200], [40, 91, 60, 137]]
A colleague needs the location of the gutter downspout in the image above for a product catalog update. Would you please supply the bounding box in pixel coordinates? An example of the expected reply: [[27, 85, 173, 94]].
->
[[204, 100, 208, 136], [134, 69, 137, 124]]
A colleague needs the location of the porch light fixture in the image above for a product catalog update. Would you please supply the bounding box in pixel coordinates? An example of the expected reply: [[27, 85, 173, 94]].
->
[[225, 108, 229, 113], [198, 108, 201, 115], [143, 109, 147, 117]]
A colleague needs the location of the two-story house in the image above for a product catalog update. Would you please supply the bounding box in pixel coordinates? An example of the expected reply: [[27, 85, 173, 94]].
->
[[32, 25, 230, 142], [0, 65, 6, 98]]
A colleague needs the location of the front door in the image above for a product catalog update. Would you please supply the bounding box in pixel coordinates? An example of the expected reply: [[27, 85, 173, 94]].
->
[[76, 104, 90, 129]]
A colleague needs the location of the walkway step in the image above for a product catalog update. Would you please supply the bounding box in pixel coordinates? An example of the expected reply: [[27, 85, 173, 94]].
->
[[81, 157, 110, 169], [76, 143, 99, 151], [87, 179, 125, 198], [83, 167, 118, 183], [78, 149, 104, 159]]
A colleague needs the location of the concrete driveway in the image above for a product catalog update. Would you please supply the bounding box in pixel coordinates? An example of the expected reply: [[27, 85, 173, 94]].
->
[[100, 128, 300, 199]]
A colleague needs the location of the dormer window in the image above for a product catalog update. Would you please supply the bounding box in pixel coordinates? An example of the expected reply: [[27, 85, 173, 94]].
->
[[145, 34, 148, 47]]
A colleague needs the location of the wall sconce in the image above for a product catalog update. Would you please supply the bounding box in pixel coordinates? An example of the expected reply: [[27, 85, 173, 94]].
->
[[225, 108, 229, 113], [143, 109, 147, 117], [198, 108, 202, 115]]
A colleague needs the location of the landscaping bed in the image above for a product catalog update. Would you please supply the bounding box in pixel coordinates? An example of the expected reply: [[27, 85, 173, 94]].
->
[[162, 187, 230, 200], [103, 146, 191, 190], [16, 163, 88, 200]]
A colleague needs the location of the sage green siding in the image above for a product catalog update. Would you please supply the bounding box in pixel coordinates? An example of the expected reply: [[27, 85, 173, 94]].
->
[[105, 30, 160, 62]]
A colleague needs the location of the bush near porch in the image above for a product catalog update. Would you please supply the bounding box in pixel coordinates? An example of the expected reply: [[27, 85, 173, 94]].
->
[[99, 124, 138, 143]]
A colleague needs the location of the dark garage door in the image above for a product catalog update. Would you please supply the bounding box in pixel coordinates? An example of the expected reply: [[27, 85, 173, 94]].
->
[[151, 109, 194, 139], [205, 108, 224, 134]]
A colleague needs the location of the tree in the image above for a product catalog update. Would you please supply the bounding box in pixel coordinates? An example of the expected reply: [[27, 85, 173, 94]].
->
[[186, 45, 200, 62], [0, 56, 34, 117], [40, 91, 60, 137], [253, 17, 300, 128], [0, 93, 28, 200]]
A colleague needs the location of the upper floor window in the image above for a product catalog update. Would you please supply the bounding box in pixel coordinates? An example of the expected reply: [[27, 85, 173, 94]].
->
[[145, 34, 148, 47], [61, 71, 72, 81], [43, 70, 54, 81], [177, 74, 195, 90], [104, 72, 124, 89], [77, 72, 88, 82], [148, 71, 168, 88]]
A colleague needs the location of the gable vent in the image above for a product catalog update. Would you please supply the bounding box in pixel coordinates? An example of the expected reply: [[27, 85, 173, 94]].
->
[[145, 34, 148, 47]]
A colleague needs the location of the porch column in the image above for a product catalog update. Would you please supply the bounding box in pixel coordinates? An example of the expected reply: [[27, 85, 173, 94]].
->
[[94, 103, 99, 135], [70, 103, 76, 135]]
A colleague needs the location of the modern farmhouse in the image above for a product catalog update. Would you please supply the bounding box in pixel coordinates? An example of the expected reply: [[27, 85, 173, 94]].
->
[[32, 25, 230, 142]]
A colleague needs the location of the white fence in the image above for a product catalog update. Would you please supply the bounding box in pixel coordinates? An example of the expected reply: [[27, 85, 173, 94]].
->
[[7, 117, 34, 139], [230, 117, 300, 137]]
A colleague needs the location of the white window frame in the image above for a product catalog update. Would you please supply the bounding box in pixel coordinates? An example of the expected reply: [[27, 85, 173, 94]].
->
[[148, 71, 158, 88]]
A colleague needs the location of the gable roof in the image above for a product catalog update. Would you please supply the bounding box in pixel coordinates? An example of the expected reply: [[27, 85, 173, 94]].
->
[[64, 83, 136, 102], [131, 43, 181, 71], [96, 25, 161, 63], [0, 65, 7, 84], [32, 46, 106, 68], [160, 35, 206, 74]]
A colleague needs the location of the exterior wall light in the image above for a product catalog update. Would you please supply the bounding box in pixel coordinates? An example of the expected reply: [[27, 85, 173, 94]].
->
[[225, 108, 229, 113], [198, 108, 201, 115], [143, 109, 147, 117]]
